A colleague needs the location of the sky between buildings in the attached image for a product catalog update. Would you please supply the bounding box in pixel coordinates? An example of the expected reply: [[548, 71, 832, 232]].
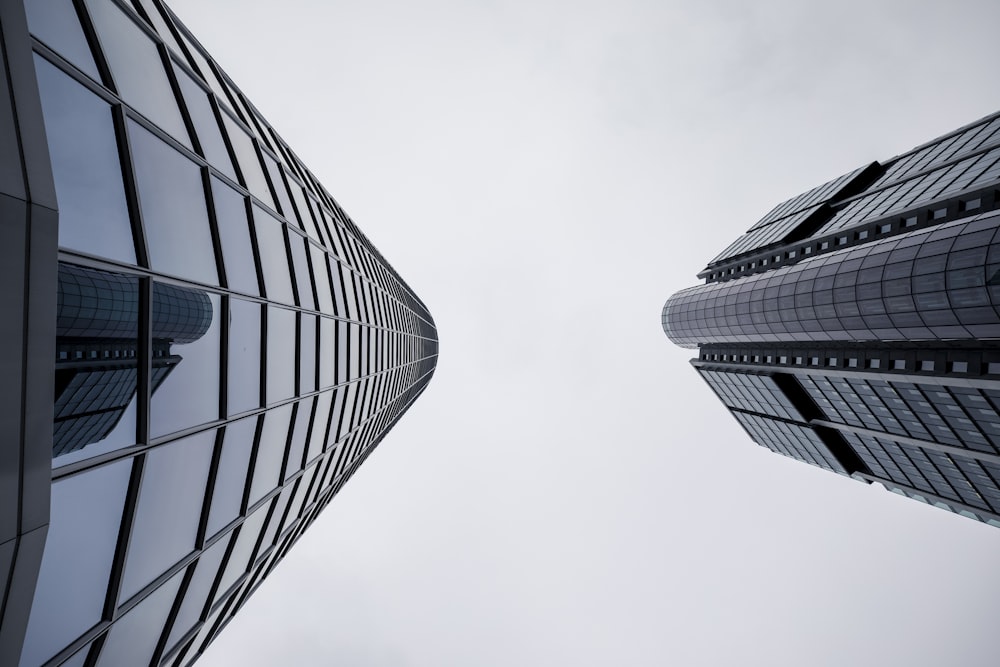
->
[[166, 1, 1000, 665]]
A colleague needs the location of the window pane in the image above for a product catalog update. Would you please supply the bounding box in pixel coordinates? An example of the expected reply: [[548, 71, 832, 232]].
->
[[227, 298, 261, 415], [248, 403, 293, 506], [132, 0, 185, 59], [120, 429, 214, 602], [174, 65, 237, 180], [98, 570, 184, 666], [128, 119, 218, 285], [266, 306, 296, 404], [215, 506, 269, 602], [305, 390, 332, 465], [221, 113, 273, 209], [253, 205, 294, 304], [211, 176, 259, 296], [25, 0, 100, 80], [319, 317, 334, 389], [162, 532, 232, 654], [53, 264, 139, 466], [311, 245, 334, 314], [206, 416, 257, 538], [262, 154, 296, 223], [300, 314, 316, 394], [20, 460, 132, 667], [150, 286, 220, 439], [84, 0, 190, 145], [34, 56, 135, 264], [283, 397, 313, 481], [289, 234, 316, 311]]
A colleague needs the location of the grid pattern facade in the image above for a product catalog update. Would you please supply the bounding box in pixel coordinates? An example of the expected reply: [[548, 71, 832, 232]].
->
[[664, 110, 1000, 528], [5, 1, 438, 666], [664, 211, 1000, 348], [731, 412, 848, 474]]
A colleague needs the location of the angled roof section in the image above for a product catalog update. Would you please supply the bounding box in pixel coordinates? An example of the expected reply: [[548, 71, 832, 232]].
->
[[706, 162, 878, 268]]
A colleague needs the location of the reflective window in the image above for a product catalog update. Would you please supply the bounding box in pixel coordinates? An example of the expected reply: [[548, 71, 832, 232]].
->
[[228, 298, 261, 415], [98, 570, 184, 666], [319, 317, 335, 388], [311, 245, 335, 314], [206, 416, 257, 538], [174, 65, 237, 181], [248, 403, 293, 506], [289, 179, 321, 241], [300, 314, 317, 394], [84, 0, 190, 145], [34, 56, 135, 264], [330, 258, 348, 317], [211, 176, 259, 296], [283, 398, 313, 481], [120, 429, 214, 602], [266, 306, 296, 404], [150, 287, 220, 439], [305, 390, 333, 464], [253, 205, 295, 305], [128, 119, 218, 285], [162, 533, 232, 654], [262, 155, 296, 223], [215, 506, 269, 601], [289, 234, 316, 310], [258, 486, 294, 550], [337, 321, 349, 385], [20, 460, 132, 667], [221, 113, 273, 209], [53, 264, 139, 466], [25, 0, 101, 80], [132, 0, 185, 56], [57, 647, 90, 667]]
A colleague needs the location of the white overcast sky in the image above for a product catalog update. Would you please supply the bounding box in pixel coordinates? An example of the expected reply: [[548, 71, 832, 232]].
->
[[166, 1, 1000, 665]]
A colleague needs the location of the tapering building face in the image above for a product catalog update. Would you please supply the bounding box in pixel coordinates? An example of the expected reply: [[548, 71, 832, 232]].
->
[[0, 1, 438, 666], [663, 111, 1000, 528]]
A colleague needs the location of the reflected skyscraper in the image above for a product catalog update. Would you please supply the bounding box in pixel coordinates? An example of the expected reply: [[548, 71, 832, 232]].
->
[[0, 1, 438, 665], [663, 111, 1000, 528]]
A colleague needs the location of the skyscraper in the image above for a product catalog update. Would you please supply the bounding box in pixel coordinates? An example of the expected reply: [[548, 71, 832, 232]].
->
[[663, 110, 1000, 528], [0, 1, 438, 665]]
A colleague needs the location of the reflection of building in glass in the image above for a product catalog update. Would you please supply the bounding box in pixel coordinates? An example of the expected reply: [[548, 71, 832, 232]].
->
[[0, 1, 438, 665], [54, 263, 213, 457], [663, 111, 1000, 528]]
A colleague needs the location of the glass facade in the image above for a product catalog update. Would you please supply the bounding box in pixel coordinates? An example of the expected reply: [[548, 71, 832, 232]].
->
[[0, 1, 438, 665], [664, 109, 1000, 529]]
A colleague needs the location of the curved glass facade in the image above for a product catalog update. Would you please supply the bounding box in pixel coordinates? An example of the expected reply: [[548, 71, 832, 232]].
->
[[0, 1, 438, 665], [664, 210, 1000, 348]]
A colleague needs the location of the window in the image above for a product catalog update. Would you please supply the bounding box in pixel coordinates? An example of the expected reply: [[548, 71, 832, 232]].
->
[[35, 56, 135, 264], [129, 120, 218, 285]]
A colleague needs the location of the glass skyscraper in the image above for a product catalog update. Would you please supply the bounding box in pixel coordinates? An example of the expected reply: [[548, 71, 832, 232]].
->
[[663, 110, 1000, 528], [0, 1, 438, 665]]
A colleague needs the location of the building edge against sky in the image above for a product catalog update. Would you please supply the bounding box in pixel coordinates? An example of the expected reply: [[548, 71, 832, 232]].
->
[[663, 109, 1000, 528], [0, 1, 438, 666]]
